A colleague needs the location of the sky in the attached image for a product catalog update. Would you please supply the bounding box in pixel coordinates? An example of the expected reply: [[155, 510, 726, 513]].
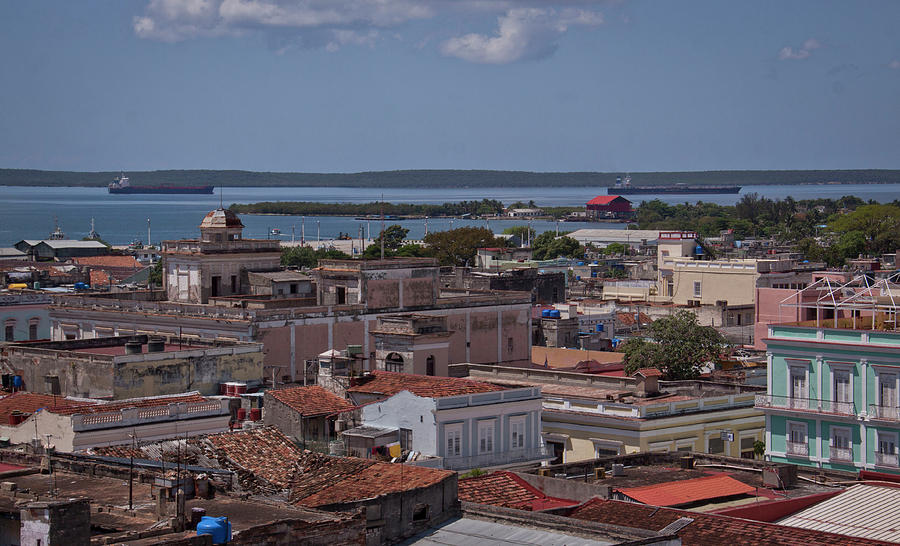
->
[[1, 0, 898, 174]]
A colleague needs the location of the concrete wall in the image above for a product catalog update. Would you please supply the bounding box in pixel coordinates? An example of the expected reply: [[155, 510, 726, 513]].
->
[[263, 393, 304, 441], [668, 260, 759, 307], [20, 499, 91, 546], [1, 300, 50, 342], [231, 512, 366, 546]]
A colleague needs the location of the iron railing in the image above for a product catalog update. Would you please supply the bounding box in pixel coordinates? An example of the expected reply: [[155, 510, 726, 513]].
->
[[786, 441, 809, 457], [875, 452, 899, 467], [442, 445, 553, 471], [755, 394, 856, 416], [829, 446, 852, 462], [869, 405, 900, 421]]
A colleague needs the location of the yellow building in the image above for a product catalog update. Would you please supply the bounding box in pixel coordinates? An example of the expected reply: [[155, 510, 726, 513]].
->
[[459, 363, 765, 464]]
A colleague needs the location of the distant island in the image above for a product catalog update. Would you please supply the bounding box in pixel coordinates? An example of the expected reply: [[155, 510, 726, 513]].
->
[[1, 168, 900, 188]]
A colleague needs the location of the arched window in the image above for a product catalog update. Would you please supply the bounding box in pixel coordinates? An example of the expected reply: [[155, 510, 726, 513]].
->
[[28, 318, 40, 340], [4, 320, 15, 342], [426, 355, 435, 376], [385, 353, 404, 373]]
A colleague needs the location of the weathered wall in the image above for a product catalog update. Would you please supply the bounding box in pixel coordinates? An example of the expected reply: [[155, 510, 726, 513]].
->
[[231, 512, 366, 546], [263, 393, 304, 441], [9, 350, 115, 398], [20, 499, 91, 546], [315, 474, 458, 546], [113, 351, 263, 398]]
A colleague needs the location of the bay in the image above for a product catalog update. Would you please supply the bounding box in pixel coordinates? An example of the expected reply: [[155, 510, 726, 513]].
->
[[0, 183, 897, 246]]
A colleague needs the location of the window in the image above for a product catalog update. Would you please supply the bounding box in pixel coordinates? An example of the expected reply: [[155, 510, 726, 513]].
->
[[290, 283, 298, 294], [693, 280, 702, 298], [740, 437, 756, 459], [425, 355, 435, 376], [708, 437, 725, 454], [832, 368, 852, 413], [789, 365, 807, 408], [547, 441, 564, 464], [445, 424, 461, 457], [830, 427, 852, 462], [877, 431, 898, 467], [400, 428, 412, 451], [336, 286, 346, 305], [385, 353, 404, 373], [507, 337, 514, 354], [4, 321, 13, 342], [787, 421, 808, 456], [478, 420, 495, 454], [211, 275, 221, 297], [412, 503, 429, 522], [28, 318, 39, 340], [666, 279, 674, 297], [510, 416, 526, 450], [879, 373, 898, 407]]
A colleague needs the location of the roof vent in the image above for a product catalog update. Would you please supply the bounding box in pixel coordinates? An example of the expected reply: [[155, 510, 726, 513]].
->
[[611, 463, 625, 477]]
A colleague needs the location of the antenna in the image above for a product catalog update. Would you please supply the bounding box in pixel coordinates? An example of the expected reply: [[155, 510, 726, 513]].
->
[[219, 186, 223, 209], [380, 193, 385, 260]]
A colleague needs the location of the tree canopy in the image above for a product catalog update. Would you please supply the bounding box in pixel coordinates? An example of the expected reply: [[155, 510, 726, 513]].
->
[[621, 310, 728, 380], [281, 246, 350, 268], [423, 227, 504, 266], [531, 231, 583, 260]]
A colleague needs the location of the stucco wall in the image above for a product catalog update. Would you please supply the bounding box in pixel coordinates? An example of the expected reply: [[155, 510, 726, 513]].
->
[[361, 391, 437, 455]]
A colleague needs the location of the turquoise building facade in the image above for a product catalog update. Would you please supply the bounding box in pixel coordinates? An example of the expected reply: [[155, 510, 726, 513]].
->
[[757, 324, 900, 474]]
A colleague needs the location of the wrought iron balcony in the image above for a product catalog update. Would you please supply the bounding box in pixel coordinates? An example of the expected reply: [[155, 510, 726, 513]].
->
[[786, 441, 809, 457], [755, 394, 856, 416], [829, 446, 852, 462], [875, 452, 899, 467], [869, 405, 900, 421]]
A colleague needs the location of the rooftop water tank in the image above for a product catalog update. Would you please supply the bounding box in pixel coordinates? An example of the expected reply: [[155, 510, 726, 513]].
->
[[549, 310, 561, 319], [197, 516, 231, 545], [694, 245, 704, 255], [541, 309, 551, 318]]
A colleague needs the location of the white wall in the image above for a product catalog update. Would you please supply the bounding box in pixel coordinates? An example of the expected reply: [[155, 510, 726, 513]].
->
[[360, 390, 438, 455]]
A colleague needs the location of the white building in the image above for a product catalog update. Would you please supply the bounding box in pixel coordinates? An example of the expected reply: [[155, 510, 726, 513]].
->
[[344, 371, 547, 470]]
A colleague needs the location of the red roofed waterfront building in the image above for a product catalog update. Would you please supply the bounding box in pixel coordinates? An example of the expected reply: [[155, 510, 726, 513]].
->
[[586, 195, 634, 219]]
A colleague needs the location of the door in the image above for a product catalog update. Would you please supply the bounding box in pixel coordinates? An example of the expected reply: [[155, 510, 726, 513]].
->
[[790, 367, 807, 409], [833, 370, 852, 413], [880, 374, 898, 419]]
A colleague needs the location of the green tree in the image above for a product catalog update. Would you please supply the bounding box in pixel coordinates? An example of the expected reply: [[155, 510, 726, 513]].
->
[[282, 246, 350, 268], [829, 204, 900, 255], [423, 227, 503, 266], [148, 259, 162, 287], [502, 225, 536, 245], [532, 232, 582, 260], [603, 242, 627, 255], [622, 310, 728, 380]]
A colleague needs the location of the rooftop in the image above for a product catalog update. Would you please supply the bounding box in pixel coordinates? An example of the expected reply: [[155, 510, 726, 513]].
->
[[206, 426, 303, 489], [615, 474, 756, 507], [348, 371, 507, 399], [570, 498, 892, 546], [266, 385, 356, 417], [72, 255, 142, 268], [777, 483, 900, 543], [458, 471, 578, 511], [200, 207, 243, 228]]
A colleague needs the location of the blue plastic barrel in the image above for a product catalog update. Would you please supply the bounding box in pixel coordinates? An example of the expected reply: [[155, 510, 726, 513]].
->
[[541, 309, 551, 318], [12, 376, 22, 388]]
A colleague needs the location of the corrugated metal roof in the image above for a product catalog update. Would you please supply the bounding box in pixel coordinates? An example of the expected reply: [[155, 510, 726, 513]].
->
[[777, 483, 900, 542], [406, 517, 612, 545]]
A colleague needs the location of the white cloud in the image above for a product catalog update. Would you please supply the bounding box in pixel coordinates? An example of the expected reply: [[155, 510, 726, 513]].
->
[[778, 38, 821, 61], [134, 0, 608, 59], [889, 60, 900, 70], [440, 7, 603, 64]]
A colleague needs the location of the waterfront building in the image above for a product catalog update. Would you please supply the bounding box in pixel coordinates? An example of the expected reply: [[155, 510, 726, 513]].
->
[[756, 274, 900, 473]]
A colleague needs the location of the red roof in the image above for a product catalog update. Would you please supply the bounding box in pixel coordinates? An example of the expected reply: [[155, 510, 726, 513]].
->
[[587, 195, 629, 206], [207, 426, 305, 488], [616, 474, 755, 507], [50, 393, 208, 415], [570, 498, 891, 545], [267, 386, 356, 417], [0, 392, 95, 422], [347, 371, 506, 399], [459, 471, 578, 511], [73, 256, 142, 268], [634, 368, 664, 378]]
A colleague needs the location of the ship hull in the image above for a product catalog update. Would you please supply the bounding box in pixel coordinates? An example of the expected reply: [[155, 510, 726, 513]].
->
[[610, 186, 741, 195], [109, 185, 215, 194]]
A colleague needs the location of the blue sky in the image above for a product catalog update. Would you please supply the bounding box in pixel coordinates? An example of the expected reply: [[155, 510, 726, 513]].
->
[[1, 0, 898, 173]]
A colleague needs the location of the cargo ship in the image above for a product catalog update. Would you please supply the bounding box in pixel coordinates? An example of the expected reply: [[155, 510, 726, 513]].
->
[[608, 174, 741, 195], [108, 174, 214, 195]]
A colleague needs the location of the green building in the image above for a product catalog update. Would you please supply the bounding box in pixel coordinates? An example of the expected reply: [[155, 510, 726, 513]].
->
[[757, 274, 900, 474]]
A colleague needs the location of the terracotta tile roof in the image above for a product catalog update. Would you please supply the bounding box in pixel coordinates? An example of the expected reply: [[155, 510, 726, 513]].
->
[[74, 256, 142, 268], [569, 498, 891, 545], [634, 368, 664, 378], [293, 452, 454, 508], [347, 371, 506, 399], [267, 386, 356, 417], [207, 427, 304, 489], [0, 392, 95, 422], [90, 269, 111, 286], [616, 312, 653, 326], [616, 474, 755, 507], [50, 393, 208, 416], [458, 471, 578, 511]]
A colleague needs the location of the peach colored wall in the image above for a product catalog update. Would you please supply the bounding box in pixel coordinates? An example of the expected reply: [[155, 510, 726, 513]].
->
[[334, 320, 365, 353], [366, 279, 400, 308], [754, 288, 801, 350], [446, 314, 468, 364], [468, 310, 500, 363]]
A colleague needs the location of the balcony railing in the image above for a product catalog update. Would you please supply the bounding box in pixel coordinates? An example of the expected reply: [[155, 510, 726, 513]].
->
[[442, 445, 553, 471], [786, 441, 809, 457], [875, 452, 899, 467], [755, 395, 856, 416], [829, 446, 852, 462], [869, 405, 900, 421]]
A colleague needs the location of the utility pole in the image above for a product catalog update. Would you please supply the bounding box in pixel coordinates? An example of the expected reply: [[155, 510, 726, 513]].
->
[[317, 220, 320, 244], [129, 431, 136, 510], [380, 194, 385, 260], [147, 217, 151, 248], [301, 217, 306, 245]]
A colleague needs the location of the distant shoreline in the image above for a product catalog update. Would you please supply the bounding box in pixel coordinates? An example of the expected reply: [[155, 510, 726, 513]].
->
[[1, 168, 900, 188]]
